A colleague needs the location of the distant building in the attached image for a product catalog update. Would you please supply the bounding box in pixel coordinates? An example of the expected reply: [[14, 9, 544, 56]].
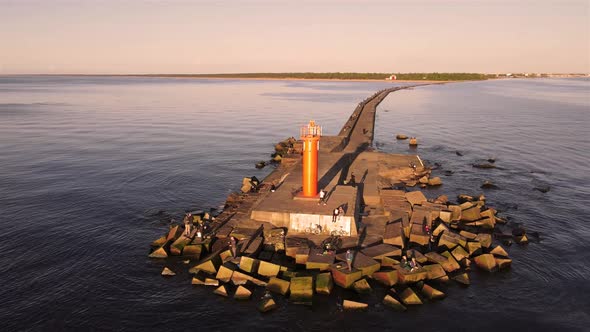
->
[[386, 74, 397, 80]]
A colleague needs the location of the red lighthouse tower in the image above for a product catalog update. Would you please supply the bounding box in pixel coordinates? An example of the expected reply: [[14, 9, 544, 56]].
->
[[300, 120, 322, 197]]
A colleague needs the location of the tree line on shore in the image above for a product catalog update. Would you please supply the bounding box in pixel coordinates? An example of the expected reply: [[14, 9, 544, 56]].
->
[[145, 72, 494, 81]]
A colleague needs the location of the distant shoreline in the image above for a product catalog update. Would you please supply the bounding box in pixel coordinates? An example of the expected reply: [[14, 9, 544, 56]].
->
[[130, 76, 456, 84]]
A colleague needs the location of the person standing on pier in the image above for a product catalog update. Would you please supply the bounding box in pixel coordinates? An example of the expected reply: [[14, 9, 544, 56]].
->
[[332, 207, 339, 223], [346, 249, 354, 271], [183, 213, 192, 237], [229, 236, 237, 258]]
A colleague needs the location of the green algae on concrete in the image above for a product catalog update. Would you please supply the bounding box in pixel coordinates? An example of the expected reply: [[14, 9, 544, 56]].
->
[[289, 276, 314, 305], [267, 277, 290, 295], [315, 272, 333, 295], [258, 260, 281, 277]]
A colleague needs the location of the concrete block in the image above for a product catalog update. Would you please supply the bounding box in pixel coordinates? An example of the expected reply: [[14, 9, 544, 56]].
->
[[315, 272, 333, 295], [239, 256, 259, 274], [267, 277, 290, 295], [161, 267, 175, 276], [474, 254, 498, 272], [290, 276, 314, 305], [361, 244, 402, 260], [372, 270, 398, 287], [383, 294, 406, 311], [234, 285, 252, 300], [258, 260, 281, 278], [330, 263, 362, 288], [306, 249, 335, 271], [258, 297, 277, 312], [353, 279, 372, 294], [213, 285, 228, 297], [400, 288, 422, 305], [215, 264, 235, 283], [421, 284, 445, 300], [452, 273, 470, 285], [343, 300, 368, 310], [490, 245, 509, 258]]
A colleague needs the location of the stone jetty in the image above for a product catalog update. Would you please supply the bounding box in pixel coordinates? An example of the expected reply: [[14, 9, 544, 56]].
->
[[149, 84, 531, 313]]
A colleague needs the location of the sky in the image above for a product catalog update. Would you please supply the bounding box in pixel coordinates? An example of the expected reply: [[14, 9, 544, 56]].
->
[[0, 0, 588, 74]]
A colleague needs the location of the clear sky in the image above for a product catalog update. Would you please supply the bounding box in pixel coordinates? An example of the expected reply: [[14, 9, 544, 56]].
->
[[0, 0, 588, 74]]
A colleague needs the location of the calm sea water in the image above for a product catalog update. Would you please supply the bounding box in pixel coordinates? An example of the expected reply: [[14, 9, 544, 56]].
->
[[0, 76, 588, 331]]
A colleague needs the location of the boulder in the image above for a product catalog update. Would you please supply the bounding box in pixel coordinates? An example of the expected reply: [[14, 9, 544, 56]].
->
[[161, 267, 175, 276], [361, 244, 402, 260], [407, 249, 428, 264], [399, 288, 422, 305], [290, 276, 314, 305], [258, 260, 281, 277], [189, 253, 222, 274], [383, 294, 407, 311], [258, 297, 277, 313], [306, 249, 335, 271], [420, 284, 445, 300], [474, 254, 498, 272], [422, 264, 447, 281], [170, 235, 192, 256], [397, 266, 428, 284], [182, 244, 202, 259], [433, 222, 449, 237], [425, 252, 460, 273], [234, 285, 252, 300], [396, 134, 408, 140], [151, 235, 167, 248], [381, 256, 400, 268], [216, 264, 235, 283], [451, 246, 469, 262], [315, 272, 333, 295], [467, 241, 482, 257], [213, 285, 228, 297], [239, 256, 259, 274], [330, 263, 363, 288], [372, 270, 398, 287], [447, 205, 462, 221], [405, 191, 427, 207], [419, 176, 429, 184], [459, 230, 478, 240], [149, 243, 170, 259], [343, 300, 368, 310], [490, 245, 509, 258], [495, 258, 512, 270], [383, 221, 405, 248], [267, 277, 290, 295], [353, 279, 372, 294], [428, 177, 442, 186], [475, 233, 492, 248], [452, 273, 470, 285], [461, 205, 481, 222]]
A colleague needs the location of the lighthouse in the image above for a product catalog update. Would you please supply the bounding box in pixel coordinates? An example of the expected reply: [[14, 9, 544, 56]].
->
[[300, 120, 322, 197]]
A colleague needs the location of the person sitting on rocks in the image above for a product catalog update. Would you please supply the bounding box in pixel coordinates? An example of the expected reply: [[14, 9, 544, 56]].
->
[[410, 257, 420, 272], [401, 255, 410, 270], [270, 183, 276, 192], [332, 207, 340, 223], [349, 173, 356, 187], [318, 189, 327, 205]]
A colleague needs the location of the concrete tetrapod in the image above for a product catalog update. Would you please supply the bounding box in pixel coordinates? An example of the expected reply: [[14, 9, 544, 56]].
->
[[352, 279, 372, 294], [289, 276, 313, 305], [383, 294, 407, 311], [420, 284, 445, 300], [315, 272, 333, 295], [161, 267, 175, 276], [234, 285, 252, 300], [214, 285, 228, 297], [399, 288, 423, 305], [343, 300, 368, 310], [267, 277, 290, 296], [258, 297, 278, 313], [474, 254, 498, 272]]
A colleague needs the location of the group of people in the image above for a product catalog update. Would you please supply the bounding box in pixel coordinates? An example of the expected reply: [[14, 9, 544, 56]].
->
[[183, 212, 211, 239], [401, 255, 420, 272]]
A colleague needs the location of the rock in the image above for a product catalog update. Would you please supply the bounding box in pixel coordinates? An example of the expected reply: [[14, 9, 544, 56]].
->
[[459, 230, 478, 240], [533, 185, 550, 193], [213, 285, 228, 297], [189, 253, 222, 274], [428, 177, 442, 186], [255, 161, 266, 169], [396, 134, 408, 140], [495, 258, 512, 269], [149, 243, 170, 259], [372, 270, 399, 287], [267, 277, 290, 295], [182, 244, 202, 259], [425, 252, 460, 273], [467, 241, 482, 257], [161, 267, 175, 276], [461, 204, 481, 222], [472, 163, 496, 169], [258, 297, 277, 313], [432, 223, 449, 237], [216, 264, 235, 283], [481, 180, 499, 189], [407, 249, 428, 264], [306, 249, 335, 271], [422, 264, 447, 281], [475, 233, 492, 248], [383, 294, 406, 311], [343, 300, 368, 310], [353, 279, 372, 294], [452, 273, 470, 285], [290, 276, 314, 305], [397, 266, 428, 284], [448, 205, 462, 221], [409, 138, 418, 146], [151, 235, 167, 248], [234, 285, 252, 300], [438, 232, 467, 250], [381, 256, 400, 268], [361, 244, 402, 261], [451, 246, 469, 262], [458, 194, 474, 203], [420, 284, 445, 300], [490, 245, 509, 258], [399, 288, 422, 305], [315, 272, 333, 295], [258, 260, 281, 277], [419, 176, 429, 184], [330, 263, 363, 288], [239, 256, 259, 274], [455, 151, 463, 156], [434, 194, 449, 204], [405, 191, 427, 207], [516, 234, 529, 245], [295, 247, 310, 265], [474, 254, 498, 272]]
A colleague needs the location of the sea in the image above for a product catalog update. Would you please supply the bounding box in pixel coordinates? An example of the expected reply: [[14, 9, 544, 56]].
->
[[0, 76, 588, 331]]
